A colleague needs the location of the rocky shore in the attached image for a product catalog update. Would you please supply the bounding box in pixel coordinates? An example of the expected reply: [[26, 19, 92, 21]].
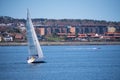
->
[[0, 41, 120, 46]]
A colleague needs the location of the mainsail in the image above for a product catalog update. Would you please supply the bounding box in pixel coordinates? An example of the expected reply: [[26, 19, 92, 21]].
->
[[26, 9, 43, 59]]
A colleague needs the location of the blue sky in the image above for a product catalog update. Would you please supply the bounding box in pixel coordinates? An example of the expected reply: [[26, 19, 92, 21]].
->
[[0, 0, 120, 21]]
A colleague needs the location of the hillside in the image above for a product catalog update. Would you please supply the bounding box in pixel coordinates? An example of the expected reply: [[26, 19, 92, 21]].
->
[[0, 16, 120, 27]]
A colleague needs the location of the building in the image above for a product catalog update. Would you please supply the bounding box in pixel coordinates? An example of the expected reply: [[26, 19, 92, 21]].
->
[[15, 33, 23, 41], [62, 27, 68, 33], [37, 28, 45, 36], [103, 32, 120, 41], [107, 27, 116, 33], [57, 33, 67, 38], [70, 26, 76, 34], [3, 36, 13, 41], [46, 27, 52, 35]]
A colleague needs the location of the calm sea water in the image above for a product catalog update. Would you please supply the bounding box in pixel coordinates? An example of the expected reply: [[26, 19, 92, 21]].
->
[[0, 45, 120, 80]]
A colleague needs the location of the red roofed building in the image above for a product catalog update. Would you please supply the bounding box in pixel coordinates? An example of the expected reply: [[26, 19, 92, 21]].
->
[[103, 32, 120, 41], [57, 33, 67, 38], [78, 34, 87, 38], [15, 33, 23, 41]]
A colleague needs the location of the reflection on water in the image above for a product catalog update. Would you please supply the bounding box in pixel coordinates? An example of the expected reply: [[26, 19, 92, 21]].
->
[[0, 45, 120, 80]]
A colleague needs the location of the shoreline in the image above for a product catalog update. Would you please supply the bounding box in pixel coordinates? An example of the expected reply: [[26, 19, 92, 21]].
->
[[0, 41, 120, 46]]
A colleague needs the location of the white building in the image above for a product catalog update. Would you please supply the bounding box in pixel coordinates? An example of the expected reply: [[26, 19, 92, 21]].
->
[[3, 36, 13, 42]]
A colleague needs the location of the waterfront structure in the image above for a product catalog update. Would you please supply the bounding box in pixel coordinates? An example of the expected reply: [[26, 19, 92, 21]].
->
[[3, 36, 13, 42], [46, 27, 52, 36], [103, 32, 120, 41], [15, 33, 23, 41], [37, 28, 45, 36], [70, 26, 76, 34], [107, 27, 116, 33]]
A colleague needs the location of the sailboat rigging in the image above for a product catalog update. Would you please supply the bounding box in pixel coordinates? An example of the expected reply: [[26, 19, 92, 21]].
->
[[26, 9, 44, 63]]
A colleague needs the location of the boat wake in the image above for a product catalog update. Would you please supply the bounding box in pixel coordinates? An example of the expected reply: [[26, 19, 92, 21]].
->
[[66, 47, 101, 50]]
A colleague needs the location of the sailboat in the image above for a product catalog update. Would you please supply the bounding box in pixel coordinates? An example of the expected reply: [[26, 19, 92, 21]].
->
[[26, 9, 44, 63]]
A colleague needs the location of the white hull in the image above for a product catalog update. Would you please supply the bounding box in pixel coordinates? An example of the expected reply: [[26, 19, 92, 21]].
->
[[27, 58, 35, 63], [27, 57, 44, 64]]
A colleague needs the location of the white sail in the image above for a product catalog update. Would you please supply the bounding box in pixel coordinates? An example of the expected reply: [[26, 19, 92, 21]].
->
[[26, 9, 43, 60]]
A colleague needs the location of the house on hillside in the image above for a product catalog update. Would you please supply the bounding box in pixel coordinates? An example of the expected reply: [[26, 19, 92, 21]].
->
[[3, 35, 13, 42], [14, 33, 24, 41]]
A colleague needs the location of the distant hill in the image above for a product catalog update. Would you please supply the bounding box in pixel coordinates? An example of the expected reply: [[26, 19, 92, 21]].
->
[[0, 16, 120, 27], [0, 16, 26, 24], [32, 19, 120, 27]]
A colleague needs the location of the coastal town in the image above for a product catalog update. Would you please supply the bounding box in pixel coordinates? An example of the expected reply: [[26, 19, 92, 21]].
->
[[0, 16, 120, 42]]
